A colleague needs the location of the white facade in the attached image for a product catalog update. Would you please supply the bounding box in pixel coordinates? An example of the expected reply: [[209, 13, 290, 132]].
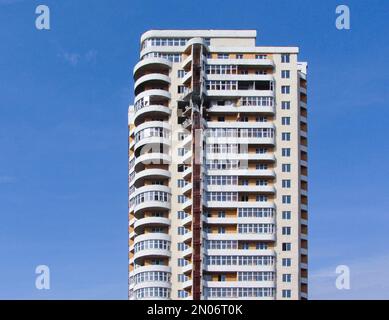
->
[[129, 30, 308, 300]]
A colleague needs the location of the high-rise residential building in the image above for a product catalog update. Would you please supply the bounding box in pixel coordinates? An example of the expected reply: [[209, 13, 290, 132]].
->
[[128, 30, 308, 300]]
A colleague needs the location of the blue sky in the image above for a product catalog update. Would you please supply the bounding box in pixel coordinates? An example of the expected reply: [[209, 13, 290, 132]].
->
[[0, 0, 388, 299]]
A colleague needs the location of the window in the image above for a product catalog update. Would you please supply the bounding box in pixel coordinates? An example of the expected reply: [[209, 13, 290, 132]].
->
[[282, 258, 291, 267], [177, 70, 186, 78], [242, 243, 249, 250], [206, 80, 237, 91], [218, 116, 225, 122], [241, 96, 273, 107], [282, 289, 292, 298], [218, 275, 226, 282], [240, 70, 248, 75], [236, 54, 243, 59], [256, 163, 268, 170], [256, 243, 268, 250], [282, 243, 291, 251], [282, 211, 291, 220], [178, 132, 187, 141], [281, 70, 290, 78], [256, 195, 268, 202], [178, 274, 188, 282], [282, 195, 291, 204], [283, 274, 292, 283], [178, 85, 186, 94], [282, 86, 290, 94], [218, 211, 226, 218], [240, 195, 249, 202], [282, 148, 291, 157], [177, 179, 186, 188], [241, 179, 249, 186], [282, 117, 291, 125], [282, 132, 291, 141], [238, 208, 274, 218], [282, 179, 291, 188], [281, 101, 291, 110], [177, 211, 187, 219], [218, 53, 229, 59], [206, 65, 237, 75], [238, 224, 275, 234], [178, 242, 189, 251], [178, 290, 188, 298], [282, 164, 291, 172], [256, 179, 267, 186], [255, 54, 267, 59], [282, 227, 291, 235], [281, 54, 290, 63], [178, 227, 187, 235], [142, 52, 182, 62], [178, 258, 188, 267], [151, 259, 163, 265], [256, 148, 267, 154], [240, 116, 249, 122], [218, 226, 226, 234], [256, 116, 267, 122], [178, 195, 187, 203]]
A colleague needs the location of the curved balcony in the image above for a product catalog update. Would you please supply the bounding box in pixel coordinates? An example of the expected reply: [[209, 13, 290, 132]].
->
[[134, 120, 170, 135], [181, 231, 193, 244], [134, 73, 170, 95], [182, 166, 192, 180], [182, 262, 193, 274], [181, 214, 192, 227], [133, 104, 171, 126], [181, 55, 192, 70], [182, 182, 192, 196], [182, 198, 192, 212], [133, 122, 171, 154], [179, 150, 192, 165], [134, 73, 170, 93], [132, 264, 171, 276], [134, 217, 171, 234], [133, 280, 171, 292], [132, 185, 171, 215], [183, 37, 209, 54], [133, 248, 171, 263], [134, 153, 171, 172], [133, 232, 170, 247], [131, 168, 171, 188], [182, 246, 192, 259], [133, 58, 172, 80], [182, 279, 193, 290], [134, 136, 171, 154], [134, 89, 171, 107], [132, 286, 171, 300]]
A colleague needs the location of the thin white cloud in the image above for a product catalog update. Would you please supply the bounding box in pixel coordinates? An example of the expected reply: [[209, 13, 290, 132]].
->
[[85, 50, 98, 63], [59, 50, 98, 66], [310, 254, 389, 299], [61, 52, 81, 66]]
